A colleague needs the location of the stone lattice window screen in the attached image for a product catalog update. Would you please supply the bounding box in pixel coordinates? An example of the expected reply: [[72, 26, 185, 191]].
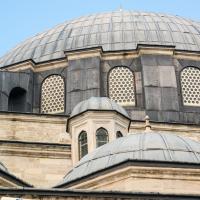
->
[[109, 67, 135, 106], [41, 75, 65, 114], [181, 67, 200, 107]]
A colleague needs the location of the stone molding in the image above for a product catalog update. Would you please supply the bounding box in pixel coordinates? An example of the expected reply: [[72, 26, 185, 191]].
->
[[2, 46, 200, 72], [0, 140, 71, 159], [64, 164, 200, 195]]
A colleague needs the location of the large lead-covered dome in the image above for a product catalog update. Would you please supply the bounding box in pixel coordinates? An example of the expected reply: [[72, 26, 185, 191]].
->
[[1, 10, 200, 67], [57, 131, 200, 186]]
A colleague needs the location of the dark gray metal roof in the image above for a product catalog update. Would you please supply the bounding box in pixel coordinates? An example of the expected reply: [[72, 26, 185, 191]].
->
[[1, 10, 200, 68], [59, 131, 200, 185], [70, 97, 129, 118]]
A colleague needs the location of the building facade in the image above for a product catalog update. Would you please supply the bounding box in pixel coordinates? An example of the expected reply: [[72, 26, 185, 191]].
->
[[0, 10, 200, 199]]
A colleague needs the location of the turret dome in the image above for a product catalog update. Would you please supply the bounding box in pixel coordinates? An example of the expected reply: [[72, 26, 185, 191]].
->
[[71, 97, 129, 118]]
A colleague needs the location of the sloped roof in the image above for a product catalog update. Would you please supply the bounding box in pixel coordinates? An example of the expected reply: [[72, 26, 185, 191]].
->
[[0, 161, 33, 188]]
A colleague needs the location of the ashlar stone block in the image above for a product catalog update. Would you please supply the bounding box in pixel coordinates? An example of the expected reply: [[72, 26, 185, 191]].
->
[[144, 87, 161, 110], [159, 66, 177, 88]]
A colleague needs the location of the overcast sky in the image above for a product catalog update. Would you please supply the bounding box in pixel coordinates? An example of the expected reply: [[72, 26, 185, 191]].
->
[[0, 0, 200, 57]]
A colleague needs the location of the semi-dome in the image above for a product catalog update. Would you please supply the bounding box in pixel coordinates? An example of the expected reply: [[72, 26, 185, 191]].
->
[[58, 131, 200, 186], [70, 97, 129, 118], [1, 10, 200, 67]]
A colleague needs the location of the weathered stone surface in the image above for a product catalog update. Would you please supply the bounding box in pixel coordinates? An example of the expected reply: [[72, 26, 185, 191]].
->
[[135, 72, 142, 94], [143, 65, 159, 87], [130, 110, 146, 120], [156, 55, 173, 66], [67, 57, 101, 113], [159, 65, 177, 87], [144, 87, 161, 110], [0, 113, 71, 187], [161, 88, 179, 111], [141, 55, 157, 66]]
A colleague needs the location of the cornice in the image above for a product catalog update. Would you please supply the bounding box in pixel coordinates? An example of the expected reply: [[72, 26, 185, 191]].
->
[[2, 45, 200, 72]]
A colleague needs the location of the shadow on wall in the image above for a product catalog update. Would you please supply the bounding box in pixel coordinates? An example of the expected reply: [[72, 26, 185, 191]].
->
[[8, 87, 27, 112]]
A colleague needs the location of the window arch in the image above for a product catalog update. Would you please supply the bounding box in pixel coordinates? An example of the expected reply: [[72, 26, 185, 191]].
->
[[116, 131, 123, 138], [108, 66, 135, 106], [41, 75, 65, 114], [96, 128, 109, 148], [78, 131, 88, 159], [181, 67, 200, 107], [8, 87, 27, 112]]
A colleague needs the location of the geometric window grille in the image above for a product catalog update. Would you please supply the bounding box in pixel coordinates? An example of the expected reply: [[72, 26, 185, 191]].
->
[[181, 67, 200, 107], [78, 131, 88, 159], [109, 67, 135, 106], [96, 128, 109, 148], [41, 75, 65, 114]]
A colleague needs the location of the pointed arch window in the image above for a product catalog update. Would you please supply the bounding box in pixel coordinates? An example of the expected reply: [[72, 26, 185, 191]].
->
[[109, 67, 135, 106], [41, 75, 65, 114], [181, 67, 200, 107], [116, 131, 123, 138], [78, 131, 88, 159], [96, 128, 109, 148]]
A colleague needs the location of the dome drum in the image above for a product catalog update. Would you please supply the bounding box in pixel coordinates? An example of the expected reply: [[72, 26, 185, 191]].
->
[[0, 10, 200, 125]]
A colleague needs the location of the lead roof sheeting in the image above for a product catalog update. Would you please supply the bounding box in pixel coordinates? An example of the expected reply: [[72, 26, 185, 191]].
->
[[1, 10, 200, 68], [58, 131, 200, 186], [70, 97, 129, 118]]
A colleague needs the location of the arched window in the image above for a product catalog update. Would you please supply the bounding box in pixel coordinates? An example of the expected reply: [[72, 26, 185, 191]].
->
[[116, 131, 123, 138], [96, 128, 109, 148], [109, 67, 135, 106], [41, 75, 65, 114], [78, 131, 88, 159], [181, 67, 200, 107], [8, 87, 27, 112]]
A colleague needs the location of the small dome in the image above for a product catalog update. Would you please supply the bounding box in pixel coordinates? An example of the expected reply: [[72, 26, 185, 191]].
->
[[59, 132, 200, 186], [70, 97, 129, 118]]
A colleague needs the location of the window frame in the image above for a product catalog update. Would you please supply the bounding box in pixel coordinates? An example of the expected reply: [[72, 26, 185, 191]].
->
[[78, 131, 88, 160], [40, 74, 66, 114], [96, 127, 109, 148], [180, 66, 200, 108], [108, 66, 136, 107]]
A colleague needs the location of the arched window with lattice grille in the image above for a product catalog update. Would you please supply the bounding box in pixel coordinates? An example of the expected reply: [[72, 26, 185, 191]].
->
[[108, 67, 135, 106], [41, 75, 65, 114], [78, 131, 88, 159], [181, 67, 200, 107], [96, 128, 109, 148]]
